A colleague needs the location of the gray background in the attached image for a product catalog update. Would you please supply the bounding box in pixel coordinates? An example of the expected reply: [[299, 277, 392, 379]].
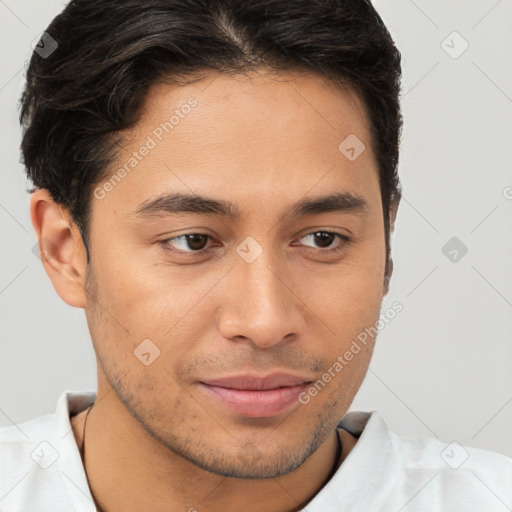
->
[[1, 0, 511, 457]]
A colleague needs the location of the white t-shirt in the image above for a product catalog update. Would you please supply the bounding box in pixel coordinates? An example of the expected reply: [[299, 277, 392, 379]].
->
[[1, 390, 511, 511]]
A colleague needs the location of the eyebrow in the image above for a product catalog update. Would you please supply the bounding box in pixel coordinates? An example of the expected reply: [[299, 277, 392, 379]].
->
[[131, 191, 369, 221]]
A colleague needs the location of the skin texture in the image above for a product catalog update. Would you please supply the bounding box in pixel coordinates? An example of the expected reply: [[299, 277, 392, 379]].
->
[[31, 69, 397, 512]]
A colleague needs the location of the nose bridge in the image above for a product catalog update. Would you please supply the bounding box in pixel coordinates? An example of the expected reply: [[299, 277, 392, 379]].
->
[[240, 247, 283, 308], [218, 236, 305, 347]]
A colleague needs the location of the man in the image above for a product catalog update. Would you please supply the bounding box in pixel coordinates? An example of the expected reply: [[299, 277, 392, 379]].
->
[[1, 0, 510, 510]]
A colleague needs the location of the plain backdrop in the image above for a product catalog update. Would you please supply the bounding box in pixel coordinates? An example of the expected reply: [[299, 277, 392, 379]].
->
[[1, 0, 511, 458]]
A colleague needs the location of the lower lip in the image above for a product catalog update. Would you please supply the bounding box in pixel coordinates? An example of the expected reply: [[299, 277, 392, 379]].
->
[[198, 383, 309, 418]]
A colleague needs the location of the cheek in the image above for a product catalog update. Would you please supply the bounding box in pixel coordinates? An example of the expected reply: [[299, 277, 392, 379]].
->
[[306, 253, 385, 322], [86, 251, 219, 382], [300, 257, 384, 374], [89, 237, 171, 319]]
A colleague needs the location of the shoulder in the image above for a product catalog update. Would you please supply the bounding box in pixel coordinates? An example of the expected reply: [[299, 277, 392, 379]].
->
[[392, 426, 512, 483], [0, 391, 96, 511], [0, 409, 67, 509], [331, 410, 512, 511], [389, 428, 511, 510], [0, 408, 57, 471], [340, 409, 512, 473]]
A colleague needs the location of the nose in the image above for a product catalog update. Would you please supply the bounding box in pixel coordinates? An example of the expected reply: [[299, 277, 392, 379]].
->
[[216, 248, 307, 349]]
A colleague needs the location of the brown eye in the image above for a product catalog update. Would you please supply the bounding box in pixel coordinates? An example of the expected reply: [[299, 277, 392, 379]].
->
[[162, 233, 212, 253], [299, 231, 350, 252], [310, 232, 336, 248]]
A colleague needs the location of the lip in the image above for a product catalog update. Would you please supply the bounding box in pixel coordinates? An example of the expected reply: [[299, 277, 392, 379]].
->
[[202, 373, 311, 390], [198, 373, 313, 418]]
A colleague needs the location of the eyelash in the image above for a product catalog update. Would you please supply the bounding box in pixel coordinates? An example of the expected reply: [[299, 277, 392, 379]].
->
[[159, 230, 352, 257]]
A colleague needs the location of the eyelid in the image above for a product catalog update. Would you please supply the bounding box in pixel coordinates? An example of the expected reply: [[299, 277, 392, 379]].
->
[[160, 229, 352, 256], [160, 233, 216, 254]]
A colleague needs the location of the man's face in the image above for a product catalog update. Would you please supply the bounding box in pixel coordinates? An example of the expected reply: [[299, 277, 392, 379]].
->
[[85, 69, 387, 478]]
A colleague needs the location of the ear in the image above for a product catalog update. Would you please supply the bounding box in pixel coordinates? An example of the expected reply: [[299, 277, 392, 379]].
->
[[383, 197, 400, 296], [30, 189, 89, 308]]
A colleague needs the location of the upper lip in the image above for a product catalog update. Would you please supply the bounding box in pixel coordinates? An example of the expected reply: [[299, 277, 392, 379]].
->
[[201, 372, 313, 391]]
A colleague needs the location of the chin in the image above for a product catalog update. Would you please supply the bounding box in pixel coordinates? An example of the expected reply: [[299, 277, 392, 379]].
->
[[190, 450, 308, 480]]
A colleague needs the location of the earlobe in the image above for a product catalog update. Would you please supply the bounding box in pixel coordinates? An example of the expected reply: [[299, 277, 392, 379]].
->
[[30, 189, 89, 309]]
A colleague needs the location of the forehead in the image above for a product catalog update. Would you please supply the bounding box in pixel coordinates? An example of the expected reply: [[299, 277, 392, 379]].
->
[[92, 69, 380, 222], [141, 68, 372, 145]]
